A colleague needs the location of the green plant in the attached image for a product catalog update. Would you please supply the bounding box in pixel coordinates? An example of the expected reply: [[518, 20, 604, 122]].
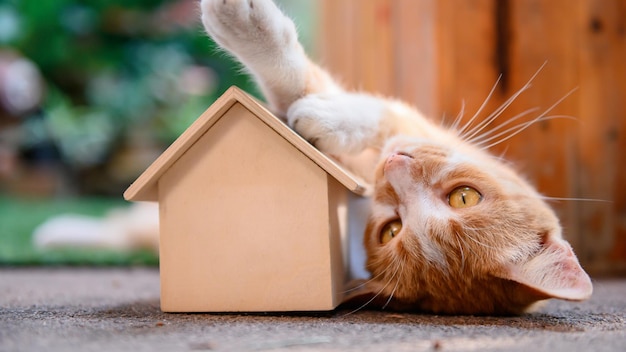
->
[[2, 0, 256, 171]]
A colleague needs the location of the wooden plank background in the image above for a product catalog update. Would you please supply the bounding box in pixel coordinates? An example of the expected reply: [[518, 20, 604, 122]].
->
[[315, 0, 626, 276]]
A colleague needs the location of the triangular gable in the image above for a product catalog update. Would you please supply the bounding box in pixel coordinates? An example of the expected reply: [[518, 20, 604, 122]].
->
[[124, 86, 368, 202]]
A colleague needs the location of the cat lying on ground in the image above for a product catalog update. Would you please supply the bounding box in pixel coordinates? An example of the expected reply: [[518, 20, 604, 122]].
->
[[35, 0, 592, 315]]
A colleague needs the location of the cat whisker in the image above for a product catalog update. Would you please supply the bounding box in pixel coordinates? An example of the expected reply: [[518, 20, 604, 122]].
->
[[478, 114, 576, 150], [477, 86, 578, 149], [454, 235, 466, 273], [462, 224, 500, 231], [490, 147, 513, 164], [490, 154, 512, 165], [339, 264, 401, 317], [450, 99, 467, 131], [382, 262, 403, 310], [456, 74, 502, 135], [463, 231, 498, 250], [459, 62, 548, 142], [439, 111, 448, 128], [455, 228, 478, 264], [341, 265, 392, 294], [468, 226, 526, 244], [460, 78, 533, 142], [539, 196, 612, 203], [467, 107, 540, 145], [461, 89, 528, 142]]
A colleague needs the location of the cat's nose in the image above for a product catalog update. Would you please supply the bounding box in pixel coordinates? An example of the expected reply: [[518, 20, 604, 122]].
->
[[387, 151, 413, 163], [395, 151, 414, 158], [384, 152, 413, 175]]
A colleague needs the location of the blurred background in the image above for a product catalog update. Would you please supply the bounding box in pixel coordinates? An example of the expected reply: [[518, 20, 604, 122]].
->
[[0, 0, 624, 276]]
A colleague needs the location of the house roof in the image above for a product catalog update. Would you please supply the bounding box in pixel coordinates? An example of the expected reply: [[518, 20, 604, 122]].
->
[[124, 86, 368, 202]]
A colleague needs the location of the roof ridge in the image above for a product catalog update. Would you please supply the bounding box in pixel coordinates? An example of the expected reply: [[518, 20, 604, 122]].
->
[[124, 86, 368, 202]]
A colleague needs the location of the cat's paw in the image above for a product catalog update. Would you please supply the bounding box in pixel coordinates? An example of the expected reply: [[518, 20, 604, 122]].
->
[[201, 0, 297, 56], [287, 93, 385, 155]]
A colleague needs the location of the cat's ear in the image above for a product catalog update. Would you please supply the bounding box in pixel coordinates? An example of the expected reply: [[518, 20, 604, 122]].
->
[[497, 236, 593, 301]]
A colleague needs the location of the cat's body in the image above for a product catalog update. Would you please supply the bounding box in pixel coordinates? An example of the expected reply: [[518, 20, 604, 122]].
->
[[34, 0, 592, 315]]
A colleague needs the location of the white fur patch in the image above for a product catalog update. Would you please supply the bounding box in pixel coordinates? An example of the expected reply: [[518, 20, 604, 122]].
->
[[287, 92, 386, 154], [33, 203, 159, 251]]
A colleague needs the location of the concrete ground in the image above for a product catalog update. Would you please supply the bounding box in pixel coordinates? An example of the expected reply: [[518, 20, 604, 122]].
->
[[0, 268, 624, 352]]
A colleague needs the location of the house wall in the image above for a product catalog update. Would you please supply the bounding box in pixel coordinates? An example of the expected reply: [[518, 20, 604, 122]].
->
[[315, 0, 626, 276], [326, 175, 350, 304], [157, 103, 344, 311]]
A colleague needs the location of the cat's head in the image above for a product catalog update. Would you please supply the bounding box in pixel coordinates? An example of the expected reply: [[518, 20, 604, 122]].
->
[[348, 135, 592, 315]]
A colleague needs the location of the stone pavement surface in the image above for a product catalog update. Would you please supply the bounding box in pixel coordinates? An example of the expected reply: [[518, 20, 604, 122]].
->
[[0, 268, 624, 352]]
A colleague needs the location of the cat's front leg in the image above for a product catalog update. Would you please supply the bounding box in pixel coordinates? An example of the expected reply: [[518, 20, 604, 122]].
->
[[201, 0, 339, 115], [287, 92, 391, 155]]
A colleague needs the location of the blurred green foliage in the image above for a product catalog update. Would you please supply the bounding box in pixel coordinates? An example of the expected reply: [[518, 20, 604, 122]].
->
[[1, 0, 256, 170]]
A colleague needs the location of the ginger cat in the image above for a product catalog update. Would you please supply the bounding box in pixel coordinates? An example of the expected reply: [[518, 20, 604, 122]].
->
[[35, 0, 592, 315], [199, 0, 592, 315]]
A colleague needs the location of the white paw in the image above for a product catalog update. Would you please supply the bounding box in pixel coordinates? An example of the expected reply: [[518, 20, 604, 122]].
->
[[287, 93, 385, 155], [201, 0, 296, 57]]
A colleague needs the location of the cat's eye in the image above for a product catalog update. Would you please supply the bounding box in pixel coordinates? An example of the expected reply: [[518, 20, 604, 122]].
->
[[380, 220, 402, 244], [448, 186, 482, 208]]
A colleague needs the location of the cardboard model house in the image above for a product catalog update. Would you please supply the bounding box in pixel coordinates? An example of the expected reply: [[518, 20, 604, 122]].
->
[[124, 86, 368, 312]]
